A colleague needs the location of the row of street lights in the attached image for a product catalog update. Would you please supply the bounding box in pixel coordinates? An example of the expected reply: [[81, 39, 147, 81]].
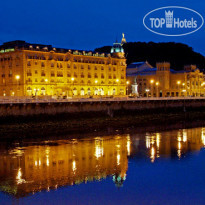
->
[[12, 75, 130, 96], [146, 79, 160, 97]]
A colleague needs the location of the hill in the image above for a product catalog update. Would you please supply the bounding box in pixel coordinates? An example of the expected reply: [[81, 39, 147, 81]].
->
[[94, 42, 205, 71]]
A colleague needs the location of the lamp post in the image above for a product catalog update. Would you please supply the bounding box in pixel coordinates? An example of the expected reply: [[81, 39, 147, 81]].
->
[[95, 80, 98, 96], [156, 82, 159, 97], [45, 79, 48, 96], [15, 75, 20, 96], [116, 79, 119, 96], [177, 81, 181, 97], [126, 81, 129, 95], [150, 79, 154, 97], [34, 88, 39, 99], [71, 77, 75, 97], [145, 88, 150, 98]]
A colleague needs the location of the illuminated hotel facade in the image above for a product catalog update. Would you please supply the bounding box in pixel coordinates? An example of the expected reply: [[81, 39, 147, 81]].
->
[[0, 40, 126, 97]]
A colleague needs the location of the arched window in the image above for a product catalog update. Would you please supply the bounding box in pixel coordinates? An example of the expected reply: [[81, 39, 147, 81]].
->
[[41, 87, 46, 95], [113, 88, 116, 95], [87, 88, 91, 95], [73, 88, 77, 96], [80, 88, 85, 96]]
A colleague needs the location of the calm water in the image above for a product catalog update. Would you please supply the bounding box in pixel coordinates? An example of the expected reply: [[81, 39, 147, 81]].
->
[[0, 127, 205, 205]]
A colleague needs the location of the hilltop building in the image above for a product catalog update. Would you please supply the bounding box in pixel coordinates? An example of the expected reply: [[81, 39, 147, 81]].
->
[[0, 40, 126, 97], [127, 61, 205, 97]]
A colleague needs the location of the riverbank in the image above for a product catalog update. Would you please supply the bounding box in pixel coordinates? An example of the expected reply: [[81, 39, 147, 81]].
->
[[0, 110, 205, 140]]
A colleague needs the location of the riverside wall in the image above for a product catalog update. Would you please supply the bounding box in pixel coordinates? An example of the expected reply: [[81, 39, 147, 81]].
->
[[0, 98, 204, 118]]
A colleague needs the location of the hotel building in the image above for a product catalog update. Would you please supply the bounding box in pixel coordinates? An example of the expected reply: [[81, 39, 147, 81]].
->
[[127, 61, 205, 97], [0, 40, 126, 97]]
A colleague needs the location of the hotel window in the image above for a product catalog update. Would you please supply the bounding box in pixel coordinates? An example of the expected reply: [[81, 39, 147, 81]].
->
[[27, 72, 32, 76], [113, 75, 116, 79], [27, 61, 31, 66], [108, 75, 112, 79], [81, 65, 84, 69], [51, 63, 54, 67], [87, 80, 91, 84], [94, 73, 98, 78], [35, 78, 38, 82], [101, 74, 104, 79], [51, 72, 55, 77], [94, 66, 97, 70], [109, 67, 111, 71], [48, 55, 53, 60], [74, 64, 77, 69], [60, 63, 63, 68], [67, 64, 70, 68], [57, 71, 63, 77], [88, 65, 91, 70], [67, 72, 71, 77], [41, 72, 46, 77], [74, 73, 77, 78], [88, 73, 91, 78], [113, 67, 116, 71], [101, 66, 104, 70], [41, 62, 45, 67], [35, 70, 38, 74], [81, 73, 84, 78]]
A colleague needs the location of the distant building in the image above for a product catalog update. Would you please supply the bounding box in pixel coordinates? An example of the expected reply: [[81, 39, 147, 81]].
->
[[0, 40, 126, 97], [127, 61, 205, 97]]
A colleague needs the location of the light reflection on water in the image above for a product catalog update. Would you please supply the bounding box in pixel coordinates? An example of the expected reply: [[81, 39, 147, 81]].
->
[[0, 127, 205, 204]]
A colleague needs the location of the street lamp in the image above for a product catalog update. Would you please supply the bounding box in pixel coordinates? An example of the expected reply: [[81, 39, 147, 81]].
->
[[95, 80, 98, 96], [150, 79, 154, 97], [45, 79, 48, 95], [145, 88, 150, 98], [156, 82, 159, 97], [126, 81, 129, 95], [71, 77, 75, 96], [177, 81, 181, 97], [15, 75, 20, 96], [116, 79, 119, 96]]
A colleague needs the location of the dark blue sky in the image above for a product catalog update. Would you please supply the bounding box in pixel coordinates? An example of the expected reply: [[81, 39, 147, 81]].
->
[[0, 0, 204, 55]]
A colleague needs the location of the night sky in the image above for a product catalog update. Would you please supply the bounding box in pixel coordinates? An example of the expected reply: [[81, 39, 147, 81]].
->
[[0, 0, 204, 54]]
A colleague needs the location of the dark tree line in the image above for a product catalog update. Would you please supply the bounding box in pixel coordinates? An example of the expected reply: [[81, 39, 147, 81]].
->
[[95, 42, 205, 71]]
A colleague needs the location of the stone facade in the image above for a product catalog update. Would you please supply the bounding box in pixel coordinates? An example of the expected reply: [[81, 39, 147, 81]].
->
[[0, 40, 126, 97], [127, 62, 205, 97]]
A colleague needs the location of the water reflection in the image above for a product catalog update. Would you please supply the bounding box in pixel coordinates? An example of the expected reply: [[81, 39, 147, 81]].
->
[[0, 127, 205, 198]]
